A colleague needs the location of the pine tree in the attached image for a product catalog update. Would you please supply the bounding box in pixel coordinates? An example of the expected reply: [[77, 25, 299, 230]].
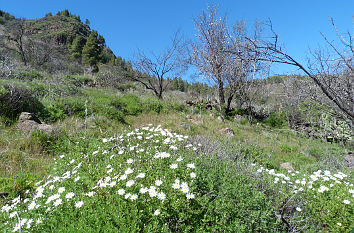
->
[[82, 30, 100, 72], [69, 35, 86, 60]]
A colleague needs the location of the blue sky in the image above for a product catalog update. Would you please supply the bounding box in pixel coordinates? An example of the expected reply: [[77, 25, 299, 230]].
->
[[1, 0, 353, 79]]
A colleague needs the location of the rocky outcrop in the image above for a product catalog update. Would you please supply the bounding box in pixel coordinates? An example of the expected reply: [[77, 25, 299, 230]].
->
[[218, 128, 234, 136], [17, 112, 54, 134]]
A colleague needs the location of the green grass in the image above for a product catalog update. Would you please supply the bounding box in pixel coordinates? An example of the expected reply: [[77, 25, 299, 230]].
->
[[0, 74, 353, 232]]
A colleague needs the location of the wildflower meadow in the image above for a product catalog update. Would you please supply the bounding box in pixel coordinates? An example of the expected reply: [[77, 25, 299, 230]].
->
[[1, 125, 353, 232]]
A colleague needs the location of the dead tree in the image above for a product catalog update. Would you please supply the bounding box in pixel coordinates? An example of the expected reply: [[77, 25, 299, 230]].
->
[[191, 6, 266, 114], [191, 5, 229, 107], [131, 32, 185, 99], [248, 18, 354, 122], [5, 19, 28, 66]]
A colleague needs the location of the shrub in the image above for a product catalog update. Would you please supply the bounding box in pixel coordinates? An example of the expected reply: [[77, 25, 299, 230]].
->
[[0, 84, 46, 124], [111, 94, 143, 116], [263, 112, 287, 128], [66, 75, 95, 87], [18, 70, 43, 81], [141, 97, 166, 114]]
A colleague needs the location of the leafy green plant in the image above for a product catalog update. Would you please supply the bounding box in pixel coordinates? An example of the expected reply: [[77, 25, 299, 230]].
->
[[263, 112, 287, 128], [111, 94, 143, 116], [0, 84, 46, 124]]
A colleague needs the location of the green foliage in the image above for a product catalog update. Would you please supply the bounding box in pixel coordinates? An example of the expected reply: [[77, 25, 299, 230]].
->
[[111, 94, 143, 116], [0, 84, 46, 124], [263, 112, 287, 128], [69, 35, 86, 60], [0, 172, 38, 198], [141, 97, 165, 113], [116, 83, 135, 92], [65, 75, 94, 87], [193, 156, 282, 232], [29, 130, 65, 153], [18, 70, 44, 81], [82, 30, 101, 72]]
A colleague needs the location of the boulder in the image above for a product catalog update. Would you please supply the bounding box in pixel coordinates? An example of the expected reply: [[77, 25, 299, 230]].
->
[[17, 112, 54, 134], [344, 152, 353, 169], [280, 162, 294, 172], [234, 115, 242, 122], [186, 115, 203, 125], [18, 112, 41, 124], [218, 128, 234, 136], [217, 115, 225, 123]]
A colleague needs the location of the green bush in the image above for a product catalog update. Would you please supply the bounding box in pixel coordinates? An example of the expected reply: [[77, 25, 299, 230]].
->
[[116, 83, 135, 92], [141, 97, 165, 114], [66, 75, 94, 87], [111, 94, 143, 116], [0, 84, 46, 124], [263, 112, 287, 128], [0, 172, 38, 198], [18, 70, 44, 81], [192, 155, 283, 232]]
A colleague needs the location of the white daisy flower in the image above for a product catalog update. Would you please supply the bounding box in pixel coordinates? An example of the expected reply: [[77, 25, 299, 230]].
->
[[126, 180, 135, 187], [65, 192, 75, 199], [136, 173, 145, 178], [343, 200, 350, 204], [155, 179, 163, 186], [157, 192, 166, 201], [117, 189, 125, 195], [130, 194, 138, 201], [154, 209, 160, 216], [53, 198, 62, 207], [186, 193, 195, 199], [58, 187, 65, 193], [75, 201, 83, 208]]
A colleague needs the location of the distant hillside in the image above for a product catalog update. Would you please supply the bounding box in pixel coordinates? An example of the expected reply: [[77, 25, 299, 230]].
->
[[0, 9, 130, 73]]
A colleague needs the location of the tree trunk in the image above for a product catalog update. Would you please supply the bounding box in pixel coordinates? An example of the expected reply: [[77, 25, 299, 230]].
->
[[217, 78, 225, 106], [226, 94, 234, 113]]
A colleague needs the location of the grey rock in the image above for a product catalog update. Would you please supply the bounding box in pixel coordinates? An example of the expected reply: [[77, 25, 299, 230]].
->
[[17, 112, 54, 134], [218, 127, 234, 136], [280, 162, 294, 172]]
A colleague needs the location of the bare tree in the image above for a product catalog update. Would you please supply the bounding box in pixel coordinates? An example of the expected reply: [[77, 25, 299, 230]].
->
[[191, 5, 229, 107], [5, 19, 28, 66], [131, 32, 186, 99], [191, 6, 266, 115], [248, 18, 354, 122]]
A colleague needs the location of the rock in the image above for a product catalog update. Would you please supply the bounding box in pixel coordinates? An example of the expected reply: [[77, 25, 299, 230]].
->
[[18, 112, 41, 124], [234, 115, 242, 122], [186, 115, 202, 125], [17, 112, 54, 134], [218, 128, 234, 136], [217, 116, 225, 123], [344, 152, 353, 169], [181, 122, 192, 130], [280, 162, 294, 172]]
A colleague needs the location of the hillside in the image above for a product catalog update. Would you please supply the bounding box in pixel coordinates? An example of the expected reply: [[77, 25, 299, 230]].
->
[[0, 9, 353, 233]]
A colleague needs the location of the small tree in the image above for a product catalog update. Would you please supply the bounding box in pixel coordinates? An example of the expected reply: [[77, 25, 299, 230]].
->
[[5, 19, 27, 65], [131, 32, 186, 99], [191, 6, 229, 107], [69, 35, 86, 59], [82, 30, 101, 72]]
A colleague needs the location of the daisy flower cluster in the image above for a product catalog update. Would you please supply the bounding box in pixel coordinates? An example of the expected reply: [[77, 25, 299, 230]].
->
[[254, 164, 353, 229], [0, 125, 200, 232]]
